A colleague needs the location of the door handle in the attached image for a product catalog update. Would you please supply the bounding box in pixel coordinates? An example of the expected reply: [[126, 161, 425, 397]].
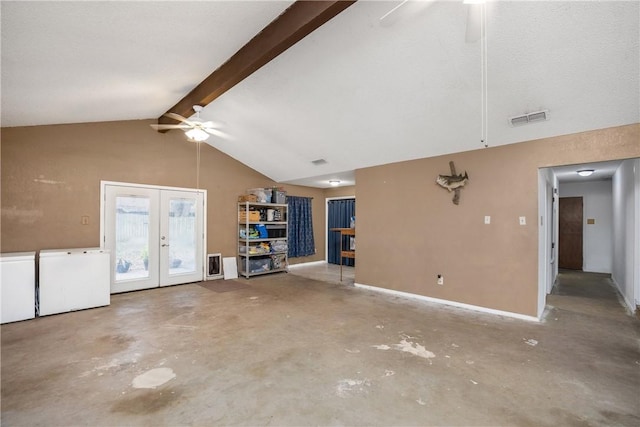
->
[[161, 244, 170, 247]]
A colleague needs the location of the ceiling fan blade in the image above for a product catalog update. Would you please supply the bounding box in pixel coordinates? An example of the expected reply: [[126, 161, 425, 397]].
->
[[164, 112, 196, 126], [200, 121, 225, 129], [465, 3, 482, 43], [150, 123, 190, 130], [204, 128, 232, 140]]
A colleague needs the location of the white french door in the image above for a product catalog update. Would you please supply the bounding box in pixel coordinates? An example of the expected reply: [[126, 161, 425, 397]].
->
[[102, 183, 205, 293]]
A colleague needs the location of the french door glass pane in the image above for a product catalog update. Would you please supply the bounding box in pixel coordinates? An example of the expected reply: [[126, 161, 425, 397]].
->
[[115, 196, 150, 281], [168, 198, 196, 275]]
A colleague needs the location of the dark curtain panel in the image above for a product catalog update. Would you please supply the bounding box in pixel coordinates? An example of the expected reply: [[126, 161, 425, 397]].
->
[[327, 198, 355, 266], [287, 196, 316, 258]]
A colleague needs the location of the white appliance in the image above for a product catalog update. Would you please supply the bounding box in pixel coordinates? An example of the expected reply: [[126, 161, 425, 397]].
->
[[39, 248, 110, 316], [0, 252, 36, 324]]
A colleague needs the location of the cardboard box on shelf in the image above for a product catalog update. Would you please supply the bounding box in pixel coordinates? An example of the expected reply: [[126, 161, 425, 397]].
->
[[247, 188, 272, 203], [239, 211, 260, 222], [238, 194, 258, 203]]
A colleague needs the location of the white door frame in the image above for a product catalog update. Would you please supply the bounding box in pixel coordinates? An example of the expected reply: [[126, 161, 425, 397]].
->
[[537, 168, 559, 319], [100, 181, 207, 292], [634, 158, 640, 309]]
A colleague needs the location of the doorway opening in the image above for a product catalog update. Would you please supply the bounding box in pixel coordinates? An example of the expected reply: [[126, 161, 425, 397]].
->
[[538, 159, 639, 318], [326, 197, 355, 266]]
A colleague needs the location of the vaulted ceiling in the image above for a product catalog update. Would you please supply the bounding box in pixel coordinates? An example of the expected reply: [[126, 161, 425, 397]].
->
[[2, 1, 638, 188]]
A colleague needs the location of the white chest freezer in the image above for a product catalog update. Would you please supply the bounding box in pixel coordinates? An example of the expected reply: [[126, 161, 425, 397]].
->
[[1, 252, 36, 323], [39, 248, 110, 316]]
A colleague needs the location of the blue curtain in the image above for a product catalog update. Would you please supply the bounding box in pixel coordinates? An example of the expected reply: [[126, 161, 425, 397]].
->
[[288, 196, 316, 258], [328, 198, 355, 266]]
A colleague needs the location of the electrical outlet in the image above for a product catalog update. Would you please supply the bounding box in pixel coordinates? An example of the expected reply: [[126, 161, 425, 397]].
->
[[484, 216, 491, 224], [437, 274, 444, 285], [519, 216, 526, 225]]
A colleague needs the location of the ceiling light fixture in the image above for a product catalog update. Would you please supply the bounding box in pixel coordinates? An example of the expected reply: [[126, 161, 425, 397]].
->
[[185, 128, 210, 142], [329, 180, 341, 186], [577, 169, 595, 177]]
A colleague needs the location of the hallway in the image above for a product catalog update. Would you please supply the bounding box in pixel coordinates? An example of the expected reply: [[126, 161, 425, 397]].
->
[[549, 269, 634, 320], [2, 270, 639, 426]]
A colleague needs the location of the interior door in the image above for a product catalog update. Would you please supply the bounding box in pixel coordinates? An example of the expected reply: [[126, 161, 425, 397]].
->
[[104, 184, 204, 293], [559, 197, 583, 270]]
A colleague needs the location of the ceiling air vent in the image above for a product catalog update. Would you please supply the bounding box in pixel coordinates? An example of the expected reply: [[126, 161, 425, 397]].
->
[[311, 158, 328, 166], [509, 110, 549, 127]]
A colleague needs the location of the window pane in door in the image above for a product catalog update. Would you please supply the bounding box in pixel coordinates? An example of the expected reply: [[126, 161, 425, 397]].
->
[[115, 196, 150, 281], [168, 198, 196, 275]]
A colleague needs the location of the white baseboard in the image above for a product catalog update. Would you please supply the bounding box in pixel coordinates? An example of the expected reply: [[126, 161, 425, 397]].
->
[[354, 282, 540, 322], [288, 260, 327, 269], [610, 276, 635, 314]]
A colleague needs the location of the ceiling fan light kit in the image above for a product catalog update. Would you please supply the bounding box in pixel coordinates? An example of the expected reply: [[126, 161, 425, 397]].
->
[[185, 128, 210, 142], [151, 104, 228, 142]]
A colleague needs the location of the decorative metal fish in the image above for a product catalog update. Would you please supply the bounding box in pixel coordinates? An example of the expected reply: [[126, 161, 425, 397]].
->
[[436, 171, 469, 192]]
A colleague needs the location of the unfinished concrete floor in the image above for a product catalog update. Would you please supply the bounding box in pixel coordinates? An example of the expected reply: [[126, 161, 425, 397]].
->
[[2, 269, 639, 426]]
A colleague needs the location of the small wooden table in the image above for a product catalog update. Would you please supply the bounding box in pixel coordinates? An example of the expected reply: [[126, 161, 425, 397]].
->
[[330, 228, 355, 281]]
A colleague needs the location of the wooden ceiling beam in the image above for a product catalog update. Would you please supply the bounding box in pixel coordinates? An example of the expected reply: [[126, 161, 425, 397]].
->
[[158, 0, 357, 125]]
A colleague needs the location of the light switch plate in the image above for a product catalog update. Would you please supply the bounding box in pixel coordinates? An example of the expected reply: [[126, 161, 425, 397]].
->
[[484, 216, 491, 224], [519, 216, 526, 225]]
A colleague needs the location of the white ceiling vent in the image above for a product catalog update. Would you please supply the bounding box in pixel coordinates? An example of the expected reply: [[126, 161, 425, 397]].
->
[[311, 158, 328, 165], [509, 110, 549, 127]]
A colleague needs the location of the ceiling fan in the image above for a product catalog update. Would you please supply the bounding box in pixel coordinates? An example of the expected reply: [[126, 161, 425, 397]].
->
[[150, 105, 230, 142]]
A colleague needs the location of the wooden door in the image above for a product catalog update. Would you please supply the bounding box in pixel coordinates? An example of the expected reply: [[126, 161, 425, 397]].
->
[[559, 197, 583, 270]]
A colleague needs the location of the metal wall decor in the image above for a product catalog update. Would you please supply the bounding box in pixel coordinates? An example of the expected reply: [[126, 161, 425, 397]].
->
[[436, 161, 469, 205]]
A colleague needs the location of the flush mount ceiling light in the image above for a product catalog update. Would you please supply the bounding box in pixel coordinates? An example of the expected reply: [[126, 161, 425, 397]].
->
[[329, 180, 341, 186], [577, 169, 595, 177]]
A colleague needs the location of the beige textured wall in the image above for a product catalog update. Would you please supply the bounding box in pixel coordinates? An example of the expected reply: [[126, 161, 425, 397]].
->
[[0, 120, 325, 263], [324, 185, 356, 199], [355, 124, 640, 317]]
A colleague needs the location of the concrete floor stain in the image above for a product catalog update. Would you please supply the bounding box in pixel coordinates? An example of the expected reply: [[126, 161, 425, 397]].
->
[[111, 388, 182, 415], [132, 367, 176, 389]]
